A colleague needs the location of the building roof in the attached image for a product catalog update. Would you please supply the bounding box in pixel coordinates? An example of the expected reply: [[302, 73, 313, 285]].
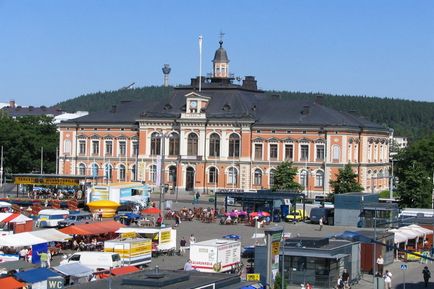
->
[[72, 269, 241, 289], [213, 40, 229, 63]]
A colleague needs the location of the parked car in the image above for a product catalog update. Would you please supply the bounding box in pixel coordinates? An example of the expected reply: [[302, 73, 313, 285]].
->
[[285, 209, 306, 222], [58, 212, 92, 228], [114, 212, 141, 225]]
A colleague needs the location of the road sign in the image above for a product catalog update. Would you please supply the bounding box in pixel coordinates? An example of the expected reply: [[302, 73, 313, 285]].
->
[[246, 273, 260, 281], [400, 264, 408, 270]]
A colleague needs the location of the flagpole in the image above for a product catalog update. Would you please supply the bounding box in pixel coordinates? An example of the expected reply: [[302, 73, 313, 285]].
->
[[199, 35, 203, 92]]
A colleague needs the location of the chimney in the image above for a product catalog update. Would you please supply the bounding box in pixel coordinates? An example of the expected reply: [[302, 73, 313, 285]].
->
[[315, 95, 324, 105], [111, 105, 117, 113], [9, 100, 15, 108], [242, 76, 257, 91], [301, 105, 310, 115]]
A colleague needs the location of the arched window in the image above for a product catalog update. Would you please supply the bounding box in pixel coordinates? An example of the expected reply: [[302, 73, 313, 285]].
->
[[150, 165, 157, 183], [119, 164, 126, 181], [92, 164, 99, 177], [228, 167, 238, 185], [150, 132, 161, 156], [209, 133, 220, 157], [254, 169, 262, 186], [332, 145, 340, 161], [187, 133, 198, 156], [228, 133, 240, 157], [168, 133, 179, 156], [104, 164, 112, 180], [78, 163, 86, 175], [269, 169, 276, 186], [169, 165, 177, 184], [315, 171, 324, 187], [209, 167, 218, 184], [300, 170, 308, 189], [131, 165, 136, 181]]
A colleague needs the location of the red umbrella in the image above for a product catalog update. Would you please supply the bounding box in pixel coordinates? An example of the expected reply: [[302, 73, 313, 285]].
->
[[142, 207, 161, 215]]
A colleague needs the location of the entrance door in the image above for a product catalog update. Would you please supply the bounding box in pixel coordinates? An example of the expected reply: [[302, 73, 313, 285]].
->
[[186, 167, 195, 191]]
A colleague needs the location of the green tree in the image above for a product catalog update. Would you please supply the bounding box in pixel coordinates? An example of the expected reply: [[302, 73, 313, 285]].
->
[[396, 161, 432, 208], [271, 161, 302, 192], [0, 115, 58, 176], [329, 164, 364, 196], [273, 272, 287, 289]]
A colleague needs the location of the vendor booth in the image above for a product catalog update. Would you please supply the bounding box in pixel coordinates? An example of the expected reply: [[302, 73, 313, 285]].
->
[[0, 213, 33, 234], [14, 268, 62, 289], [116, 227, 176, 256], [389, 224, 433, 261], [87, 182, 150, 205], [0, 276, 27, 289], [53, 263, 93, 285]]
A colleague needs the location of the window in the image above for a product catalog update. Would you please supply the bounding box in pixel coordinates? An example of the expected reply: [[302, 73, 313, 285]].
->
[[300, 170, 308, 188], [168, 133, 179, 156], [92, 141, 99, 155], [285, 144, 293, 160], [187, 133, 198, 156], [332, 145, 340, 161], [69, 254, 80, 261], [300, 145, 309, 161], [151, 132, 161, 156], [104, 164, 112, 180], [150, 165, 157, 183], [228, 133, 240, 157], [105, 141, 112, 156], [254, 144, 262, 160], [269, 144, 278, 160], [209, 167, 218, 183], [227, 167, 238, 185], [119, 141, 126, 156], [78, 164, 86, 175], [64, 140, 72, 154], [132, 141, 138, 157], [92, 164, 99, 177], [169, 166, 177, 183], [78, 140, 86, 155], [254, 169, 262, 186], [269, 169, 276, 186], [315, 171, 324, 187], [209, 133, 220, 157], [316, 145, 325, 160], [119, 164, 126, 181]]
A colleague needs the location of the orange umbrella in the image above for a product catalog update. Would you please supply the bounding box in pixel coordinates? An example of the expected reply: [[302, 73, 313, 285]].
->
[[142, 207, 161, 214]]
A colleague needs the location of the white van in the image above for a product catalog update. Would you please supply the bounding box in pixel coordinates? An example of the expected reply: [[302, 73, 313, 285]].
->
[[36, 209, 69, 228], [60, 252, 122, 271]]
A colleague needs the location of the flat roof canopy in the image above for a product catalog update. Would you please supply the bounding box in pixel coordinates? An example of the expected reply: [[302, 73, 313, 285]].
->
[[13, 173, 93, 186]]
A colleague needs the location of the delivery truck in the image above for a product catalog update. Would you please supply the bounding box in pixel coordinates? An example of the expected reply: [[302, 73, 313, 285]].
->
[[190, 239, 241, 273], [115, 227, 176, 256], [104, 237, 152, 267]]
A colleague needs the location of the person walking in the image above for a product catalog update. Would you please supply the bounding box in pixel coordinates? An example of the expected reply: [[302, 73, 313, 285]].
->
[[38, 251, 48, 268], [180, 237, 187, 256], [422, 266, 431, 287], [319, 217, 323, 231], [190, 234, 196, 244], [195, 191, 200, 204], [383, 270, 392, 289], [376, 255, 384, 275]]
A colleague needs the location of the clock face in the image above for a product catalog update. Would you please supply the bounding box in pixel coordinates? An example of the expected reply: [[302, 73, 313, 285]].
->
[[190, 101, 198, 108]]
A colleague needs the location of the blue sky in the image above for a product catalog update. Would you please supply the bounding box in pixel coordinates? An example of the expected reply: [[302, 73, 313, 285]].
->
[[1, 0, 433, 106]]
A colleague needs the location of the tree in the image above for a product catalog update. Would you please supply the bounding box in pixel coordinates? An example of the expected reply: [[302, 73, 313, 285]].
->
[[271, 161, 302, 192], [273, 272, 287, 289], [396, 161, 432, 208], [329, 164, 364, 196]]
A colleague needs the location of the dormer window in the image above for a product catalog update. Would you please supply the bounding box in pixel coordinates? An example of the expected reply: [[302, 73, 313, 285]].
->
[[189, 100, 198, 113]]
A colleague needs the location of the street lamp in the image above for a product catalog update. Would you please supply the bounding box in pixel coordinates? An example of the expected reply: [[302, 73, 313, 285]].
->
[[157, 132, 169, 213]]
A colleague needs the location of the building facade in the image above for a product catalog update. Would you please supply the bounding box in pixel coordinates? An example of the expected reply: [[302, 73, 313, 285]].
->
[[58, 41, 391, 197]]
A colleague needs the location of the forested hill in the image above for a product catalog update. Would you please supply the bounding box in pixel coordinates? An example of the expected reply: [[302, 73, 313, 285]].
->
[[55, 86, 434, 141]]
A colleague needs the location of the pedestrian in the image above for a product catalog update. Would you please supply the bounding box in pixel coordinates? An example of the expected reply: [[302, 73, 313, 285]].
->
[[184, 259, 193, 271], [190, 234, 196, 244], [319, 217, 323, 231], [195, 191, 200, 204], [46, 250, 52, 267], [97, 208, 103, 221], [376, 255, 384, 275], [337, 275, 344, 289], [38, 251, 48, 268], [19, 247, 28, 261], [180, 237, 187, 256], [342, 269, 350, 288], [383, 270, 392, 289], [175, 213, 180, 227], [422, 266, 431, 287]]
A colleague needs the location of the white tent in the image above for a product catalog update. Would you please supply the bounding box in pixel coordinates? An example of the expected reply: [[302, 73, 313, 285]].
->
[[0, 229, 70, 247], [0, 202, 12, 208], [407, 224, 433, 236], [389, 229, 408, 244]]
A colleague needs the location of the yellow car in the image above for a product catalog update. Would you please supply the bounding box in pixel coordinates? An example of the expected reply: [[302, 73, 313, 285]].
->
[[285, 210, 305, 222]]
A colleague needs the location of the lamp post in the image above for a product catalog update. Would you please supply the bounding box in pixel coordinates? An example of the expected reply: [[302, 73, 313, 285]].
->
[[158, 133, 168, 213]]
